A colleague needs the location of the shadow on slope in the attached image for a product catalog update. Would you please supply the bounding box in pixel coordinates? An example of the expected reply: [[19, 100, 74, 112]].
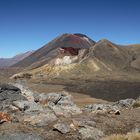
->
[[65, 80, 140, 102]]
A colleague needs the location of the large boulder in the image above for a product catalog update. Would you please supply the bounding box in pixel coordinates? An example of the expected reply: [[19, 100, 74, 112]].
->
[[23, 111, 58, 127], [45, 91, 82, 117], [38, 92, 62, 105], [36, 91, 82, 117], [0, 84, 27, 112], [50, 105, 82, 117], [13, 83, 35, 101]]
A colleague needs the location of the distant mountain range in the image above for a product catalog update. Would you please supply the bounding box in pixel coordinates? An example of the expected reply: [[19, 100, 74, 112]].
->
[[0, 51, 34, 67]]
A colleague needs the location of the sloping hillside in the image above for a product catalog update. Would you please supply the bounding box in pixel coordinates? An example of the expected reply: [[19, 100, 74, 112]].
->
[[89, 39, 132, 70], [126, 44, 140, 70]]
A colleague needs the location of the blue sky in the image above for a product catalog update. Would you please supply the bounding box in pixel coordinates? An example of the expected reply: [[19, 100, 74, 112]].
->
[[0, 0, 140, 58]]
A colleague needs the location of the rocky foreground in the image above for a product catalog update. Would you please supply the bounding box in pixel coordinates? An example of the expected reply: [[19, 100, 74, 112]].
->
[[0, 83, 140, 140]]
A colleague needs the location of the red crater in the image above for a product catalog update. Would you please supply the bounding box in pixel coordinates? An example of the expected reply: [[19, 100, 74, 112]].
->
[[59, 34, 93, 49]]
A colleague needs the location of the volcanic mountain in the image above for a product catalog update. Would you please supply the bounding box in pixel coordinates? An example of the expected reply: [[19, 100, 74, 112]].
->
[[26, 40, 132, 77], [10, 34, 140, 82], [13, 33, 95, 69], [11, 34, 140, 81], [0, 51, 34, 67]]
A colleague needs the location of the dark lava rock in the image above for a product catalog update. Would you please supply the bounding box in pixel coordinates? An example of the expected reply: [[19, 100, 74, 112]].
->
[[0, 84, 20, 92], [0, 133, 44, 140], [0, 84, 27, 111]]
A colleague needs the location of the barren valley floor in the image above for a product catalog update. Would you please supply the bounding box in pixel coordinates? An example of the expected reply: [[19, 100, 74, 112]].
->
[[0, 68, 140, 140]]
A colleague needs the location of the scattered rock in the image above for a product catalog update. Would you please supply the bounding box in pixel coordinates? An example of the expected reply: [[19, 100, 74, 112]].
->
[[12, 100, 43, 112], [45, 91, 82, 117], [113, 98, 136, 108], [13, 83, 35, 101], [0, 133, 44, 140], [38, 92, 62, 105], [79, 126, 104, 140], [84, 104, 119, 114], [53, 122, 70, 134], [73, 118, 96, 128], [50, 105, 82, 117], [23, 111, 58, 127], [132, 128, 140, 133], [8, 105, 19, 112], [84, 98, 137, 115], [133, 97, 140, 108], [56, 94, 74, 106], [114, 110, 120, 115], [33, 91, 82, 117], [0, 84, 27, 111], [70, 123, 77, 131], [0, 83, 138, 140], [0, 112, 11, 124], [38, 91, 74, 106], [11, 116, 19, 123]]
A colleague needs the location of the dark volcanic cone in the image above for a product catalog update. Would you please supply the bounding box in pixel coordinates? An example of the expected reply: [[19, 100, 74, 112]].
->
[[12, 33, 95, 69]]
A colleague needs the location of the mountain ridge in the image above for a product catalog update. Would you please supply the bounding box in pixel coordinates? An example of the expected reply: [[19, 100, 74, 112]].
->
[[0, 51, 34, 67]]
